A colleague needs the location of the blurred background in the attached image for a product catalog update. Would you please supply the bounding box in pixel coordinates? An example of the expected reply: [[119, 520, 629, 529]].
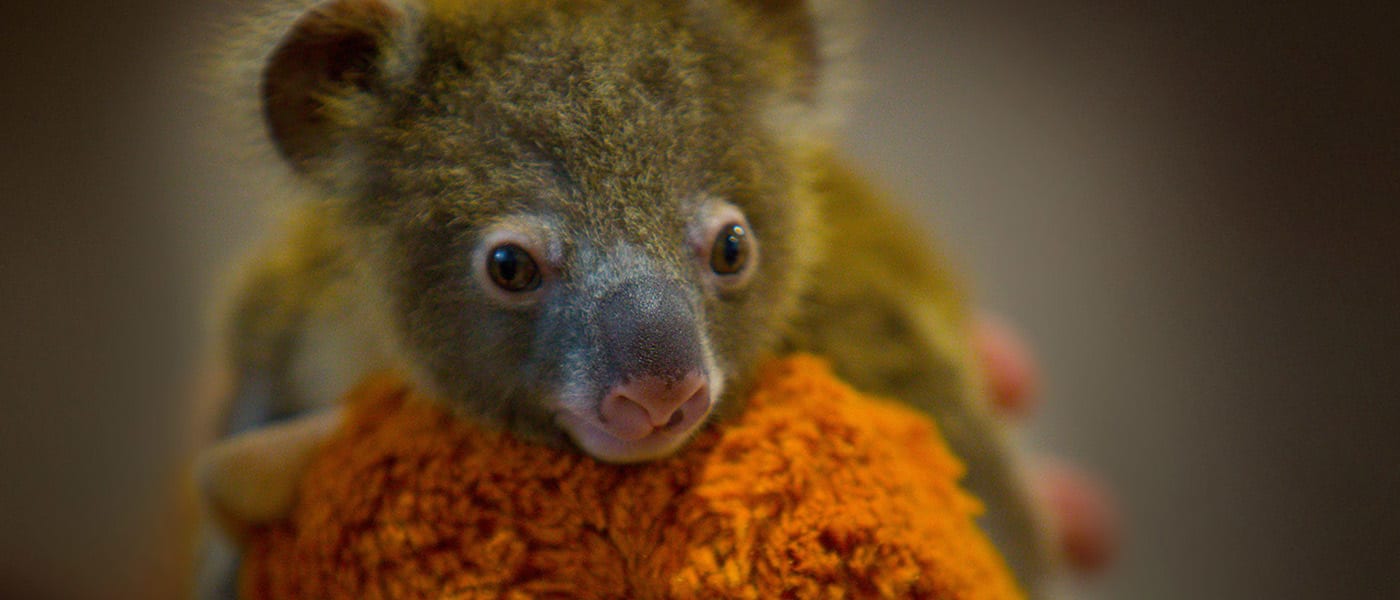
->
[[2, 0, 1397, 598]]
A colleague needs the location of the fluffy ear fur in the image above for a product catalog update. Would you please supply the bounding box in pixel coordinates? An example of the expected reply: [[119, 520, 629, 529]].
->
[[730, 0, 823, 100], [716, 0, 859, 135], [261, 0, 411, 171]]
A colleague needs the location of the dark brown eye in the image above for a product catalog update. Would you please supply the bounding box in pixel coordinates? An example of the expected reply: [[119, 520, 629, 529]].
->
[[487, 244, 541, 292], [710, 224, 752, 275]]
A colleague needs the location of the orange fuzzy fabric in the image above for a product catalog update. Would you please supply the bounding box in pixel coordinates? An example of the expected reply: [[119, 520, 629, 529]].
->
[[239, 355, 1023, 599]]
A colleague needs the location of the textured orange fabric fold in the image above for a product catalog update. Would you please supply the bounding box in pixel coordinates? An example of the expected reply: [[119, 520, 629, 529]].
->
[[240, 355, 1022, 599]]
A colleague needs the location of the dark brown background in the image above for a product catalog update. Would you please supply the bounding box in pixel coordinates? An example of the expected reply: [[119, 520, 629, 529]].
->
[[2, 1, 1397, 598]]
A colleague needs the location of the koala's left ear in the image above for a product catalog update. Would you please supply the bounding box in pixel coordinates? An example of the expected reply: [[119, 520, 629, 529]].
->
[[735, 0, 820, 99], [723, 0, 851, 104]]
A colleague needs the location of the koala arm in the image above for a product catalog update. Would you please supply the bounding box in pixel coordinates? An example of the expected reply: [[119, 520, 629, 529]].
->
[[196, 408, 344, 538], [784, 151, 1060, 596]]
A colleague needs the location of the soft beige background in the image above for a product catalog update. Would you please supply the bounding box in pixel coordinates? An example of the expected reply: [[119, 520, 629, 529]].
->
[[2, 1, 1397, 598]]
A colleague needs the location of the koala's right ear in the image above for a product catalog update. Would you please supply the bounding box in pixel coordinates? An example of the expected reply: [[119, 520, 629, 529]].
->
[[262, 0, 413, 172]]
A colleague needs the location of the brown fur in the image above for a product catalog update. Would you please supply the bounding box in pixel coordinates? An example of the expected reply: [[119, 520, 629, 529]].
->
[[208, 0, 1057, 595]]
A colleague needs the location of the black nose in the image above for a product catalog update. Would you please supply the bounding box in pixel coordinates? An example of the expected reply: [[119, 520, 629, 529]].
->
[[596, 279, 704, 384]]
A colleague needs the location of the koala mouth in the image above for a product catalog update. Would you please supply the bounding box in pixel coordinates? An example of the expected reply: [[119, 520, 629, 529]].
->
[[554, 388, 713, 464]]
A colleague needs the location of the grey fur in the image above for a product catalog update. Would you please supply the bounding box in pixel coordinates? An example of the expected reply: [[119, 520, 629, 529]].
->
[[205, 0, 1060, 596]]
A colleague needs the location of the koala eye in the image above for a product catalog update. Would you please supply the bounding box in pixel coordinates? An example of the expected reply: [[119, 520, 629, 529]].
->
[[487, 244, 542, 292], [710, 224, 753, 275]]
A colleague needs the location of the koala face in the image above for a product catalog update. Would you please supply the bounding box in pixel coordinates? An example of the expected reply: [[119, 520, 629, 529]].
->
[[259, 0, 824, 460]]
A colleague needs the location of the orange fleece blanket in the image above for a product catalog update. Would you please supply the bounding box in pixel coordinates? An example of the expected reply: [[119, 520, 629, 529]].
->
[[239, 355, 1022, 599]]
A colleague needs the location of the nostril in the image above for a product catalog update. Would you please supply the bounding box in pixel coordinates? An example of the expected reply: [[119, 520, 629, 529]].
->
[[663, 410, 685, 430], [600, 374, 711, 439], [599, 393, 656, 442], [656, 383, 710, 433]]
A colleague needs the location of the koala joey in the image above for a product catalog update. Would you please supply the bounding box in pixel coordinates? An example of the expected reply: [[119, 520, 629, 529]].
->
[[195, 0, 1060, 596]]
